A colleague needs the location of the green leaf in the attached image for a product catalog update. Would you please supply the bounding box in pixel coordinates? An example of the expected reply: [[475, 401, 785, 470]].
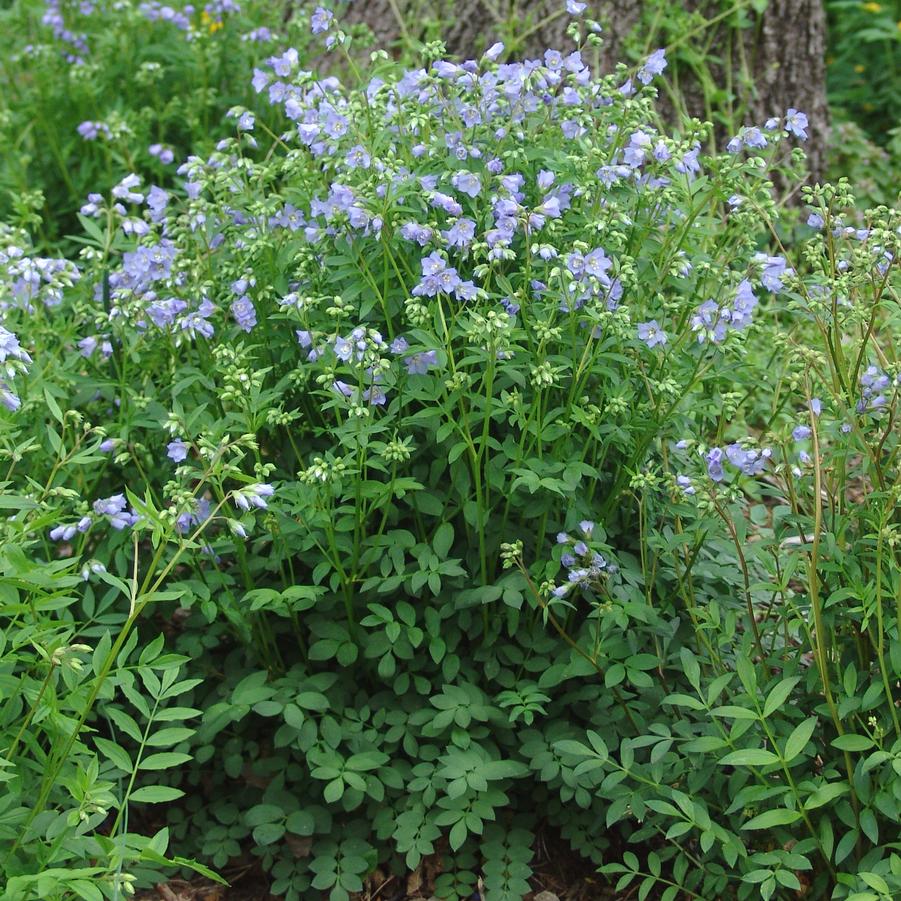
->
[[710, 705, 758, 720], [286, 810, 316, 836], [231, 671, 273, 705], [246, 804, 284, 826], [741, 808, 801, 830], [253, 822, 285, 845], [106, 707, 143, 743], [803, 781, 848, 810], [783, 717, 817, 763], [129, 785, 185, 803], [43, 386, 64, 424], [295, 691, 330, 711], [433, 522, 454, 558], [762, 677, 799, 718], [324, 778, 344, 803], [664, 693, 705, 711], [95, 737, 133, 773], [859, 808, 878, 844], [736, 656, 757, 694], [449, 818, 467, 851], [681, 736, 727, 753], [831, 734, 873, 752], [481, 760, 529, 780], [145, 727, 194, 747], [718, 748, 779, 767], [139, 752, 192, 770]]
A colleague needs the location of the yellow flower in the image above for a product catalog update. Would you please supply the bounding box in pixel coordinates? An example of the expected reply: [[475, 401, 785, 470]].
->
[[862, 2, 881, 12], [854, 64, 865, 73], [200, 10, 223, 33]]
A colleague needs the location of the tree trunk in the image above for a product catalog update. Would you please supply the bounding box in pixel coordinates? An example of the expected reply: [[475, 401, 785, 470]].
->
[[342, 0, 828, 181]]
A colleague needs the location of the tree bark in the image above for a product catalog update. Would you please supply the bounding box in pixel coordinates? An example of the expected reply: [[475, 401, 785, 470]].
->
[[342, 0, 828, 181]]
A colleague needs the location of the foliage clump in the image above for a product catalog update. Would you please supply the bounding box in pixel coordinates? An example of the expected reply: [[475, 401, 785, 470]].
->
[[0, 3, 900, 900]]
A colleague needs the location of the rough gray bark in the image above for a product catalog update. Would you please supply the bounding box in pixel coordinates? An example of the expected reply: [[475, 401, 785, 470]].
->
[[342, 0, 828, 181]]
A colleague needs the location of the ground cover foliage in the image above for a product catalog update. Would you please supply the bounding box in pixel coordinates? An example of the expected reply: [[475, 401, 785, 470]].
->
[[0, 1, 900, 900]]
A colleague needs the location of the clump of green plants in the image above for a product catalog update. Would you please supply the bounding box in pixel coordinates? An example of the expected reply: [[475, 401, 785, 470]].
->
[[1, 3, 899, 900], [0, 0, 315, 247], [825, 0, 900, 144]]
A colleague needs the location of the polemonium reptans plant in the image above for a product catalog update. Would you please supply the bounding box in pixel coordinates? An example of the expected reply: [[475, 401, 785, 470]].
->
[[0, 4, 899, 900]]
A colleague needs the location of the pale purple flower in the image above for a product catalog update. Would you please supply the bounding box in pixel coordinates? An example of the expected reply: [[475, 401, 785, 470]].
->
[[346, 145, 371, 169], [637, 49, 667, 85], [0, 385, 21, 411], [785, 108, 808, 140], [93, 493, 138, 529], [233, 483, 274, 511], [637, 320, 667, 348], [730, 279, 758, 330], [451, 171, 481, 198], [677, 475, 695, 495], [691, 300, 728, 344], [167, 439, 188, 462], [112, 174, 143, 204], [726, 444, 771, 477], [705, 447, 725, 482], [675, 145, 701, 176], [404, 350, 439, 375], [443, 218, 476, 249], [755, 254, 794, 293], [231, 296, 257, 332], [310, 5, 333, 34]]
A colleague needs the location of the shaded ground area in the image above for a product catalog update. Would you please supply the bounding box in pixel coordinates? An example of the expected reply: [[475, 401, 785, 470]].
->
[[136, 836, 614, 901]]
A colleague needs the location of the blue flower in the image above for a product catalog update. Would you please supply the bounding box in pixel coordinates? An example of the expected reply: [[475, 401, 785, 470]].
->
[[637, 320, 667, 348], [443, 218, 476, 249], [784, 108, 808, 140], [691, 300, 728, 344], [705, 447, 725, 482], [334, 335, 353, 362], [0, 385, 21, 411], [755, 254, 794, 293], [726, 443, 771, 476], [807, 212, 824, 229], [0, 327, 31, 369], [346, 145, 371, 169], [637, 49, 667, 85], [231, 296, 257, 332], [167, 439, 189, 462], [730, 280, 758, 330], [404, 350, 439, 375], [675, 144, 701, 176], [233, 483, 275, 511], [451, 171, 481, 198], [310, 5, 333, 34], [93, 494, 139, 530], [676, 475, 695, 495]]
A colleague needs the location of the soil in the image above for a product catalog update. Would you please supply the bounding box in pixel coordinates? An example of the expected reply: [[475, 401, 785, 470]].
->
[[135, 837, 617, 901]]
